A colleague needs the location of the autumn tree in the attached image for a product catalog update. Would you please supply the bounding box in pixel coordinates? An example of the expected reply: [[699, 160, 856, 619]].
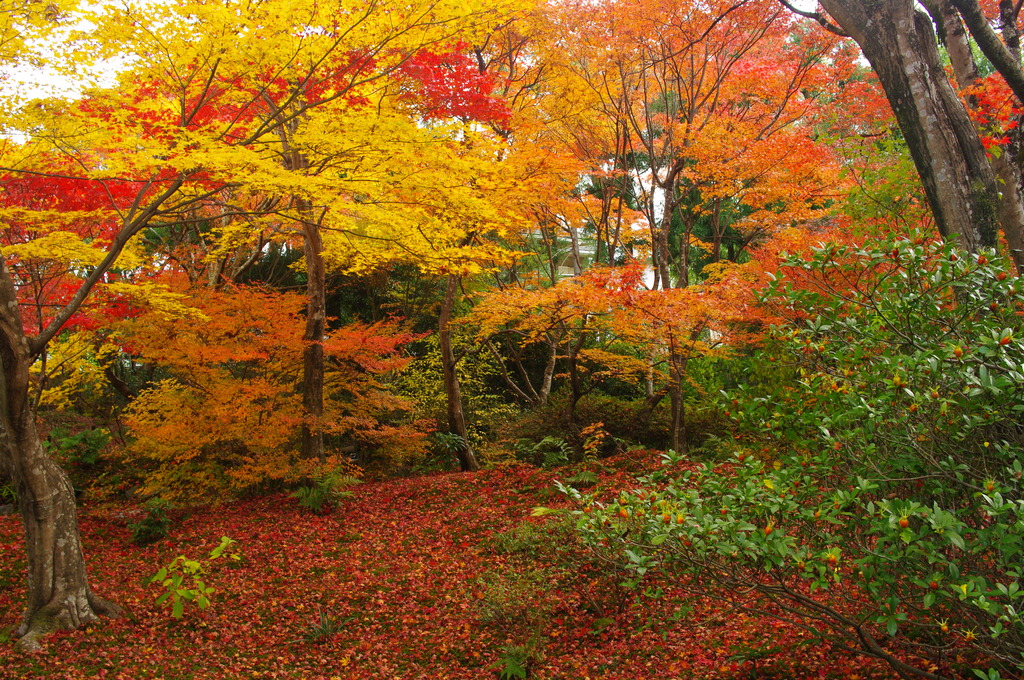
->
[[0, 82, 259, 647], [539, 0, 852, 289], [0, 0, 527, 650], [118, 285, 422, 500], [469, 262, 763, 449]]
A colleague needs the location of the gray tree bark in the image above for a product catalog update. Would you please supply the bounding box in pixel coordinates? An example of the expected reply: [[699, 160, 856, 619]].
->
[[817, 0, 1001, 252], [300, 217, 327, 462], [924, 0, 1024, 272], [0, 260, 120, 652]]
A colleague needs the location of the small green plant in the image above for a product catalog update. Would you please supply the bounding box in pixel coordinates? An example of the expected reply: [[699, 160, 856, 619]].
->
[[290, 471, 360, 514], [294, 608, 354, 644], [148, 536, 239, 618], [128, 497, 173, 545], [48, 427, 110, 467], [514, 436, 572, 467], [490, 644, 532, 679], [565, 470, 598, 488], [0, 478, 16, 507]]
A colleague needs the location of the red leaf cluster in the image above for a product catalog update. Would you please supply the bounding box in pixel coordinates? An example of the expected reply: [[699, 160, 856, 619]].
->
[[398, 43, 510, 125]]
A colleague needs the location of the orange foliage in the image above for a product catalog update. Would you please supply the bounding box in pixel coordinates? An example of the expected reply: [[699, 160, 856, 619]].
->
[[541, 0, 857, 272], [469, 262, 765, 390], [119, 284, 424, 501]]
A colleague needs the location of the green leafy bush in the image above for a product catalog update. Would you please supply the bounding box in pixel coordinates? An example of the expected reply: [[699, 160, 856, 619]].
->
[[564, 235, 1024, 679], [128, 497, 173, 545], [290, 471, 360, 514], [475, 567, 559, 654], [48, 427, 110, 467], [148, 536, 239, 618]]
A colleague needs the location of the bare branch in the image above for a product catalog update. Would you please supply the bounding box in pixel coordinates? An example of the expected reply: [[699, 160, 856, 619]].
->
[[777, 0, 849, 36]]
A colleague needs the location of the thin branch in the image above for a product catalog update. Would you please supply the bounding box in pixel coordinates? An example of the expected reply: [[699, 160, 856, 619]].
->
[[777, 0, 849, 36]]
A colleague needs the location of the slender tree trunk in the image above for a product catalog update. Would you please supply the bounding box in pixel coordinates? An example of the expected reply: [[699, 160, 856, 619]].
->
[[818, 0, 1000, 252], [564, 328, 586, 434], [567, 225, 583, 276], [667, 344, 688, 453], [300, 218, 327, 462], [538, 339, 558, 405], [656, 192, 675, 289], [438, 276, 479, 472], [0, 261, 119, 652]]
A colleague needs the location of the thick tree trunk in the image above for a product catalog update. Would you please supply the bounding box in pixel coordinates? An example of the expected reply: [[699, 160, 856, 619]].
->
[[818, 0, 1000, 252], [301, 219, 326, 462], [0, 261, 119, 652], [925, 0, 1024, 273], [438, 276, 479, 472], [11, 429, 120, 652]]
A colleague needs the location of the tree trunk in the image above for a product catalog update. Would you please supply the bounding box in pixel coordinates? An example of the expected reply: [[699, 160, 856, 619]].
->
[[0, 261, 119, 652], [438, 276, 479, 472], [300, 218, 326, 462], [538, 339, 558, 406], [667, 345, 688, 454], [565, 330, 585, 435], [925, 0, 1024, 273], [818, 0, 1000, 252], [567, 224, 583, 276]]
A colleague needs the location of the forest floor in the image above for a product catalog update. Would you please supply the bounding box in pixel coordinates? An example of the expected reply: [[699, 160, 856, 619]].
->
[[0, 450, 952, 679]]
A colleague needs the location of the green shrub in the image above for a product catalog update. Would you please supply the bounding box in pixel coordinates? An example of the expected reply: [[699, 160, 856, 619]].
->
[[48, 426, 110, 467], [128, 497, 173, 545], [475, 568, 557, 634], [290, 471, 360, 514], [563, 234, 1024, 679]]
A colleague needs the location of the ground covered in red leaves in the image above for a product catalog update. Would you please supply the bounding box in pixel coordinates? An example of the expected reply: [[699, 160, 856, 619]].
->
[[1, 452, 912, 679]]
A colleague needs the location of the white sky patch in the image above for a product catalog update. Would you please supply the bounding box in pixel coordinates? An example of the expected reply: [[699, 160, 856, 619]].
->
[[1, 2, 143, 104]]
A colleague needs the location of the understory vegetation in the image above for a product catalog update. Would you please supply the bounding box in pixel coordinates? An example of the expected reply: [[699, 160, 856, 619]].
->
[[0, 453, 953, 680]]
